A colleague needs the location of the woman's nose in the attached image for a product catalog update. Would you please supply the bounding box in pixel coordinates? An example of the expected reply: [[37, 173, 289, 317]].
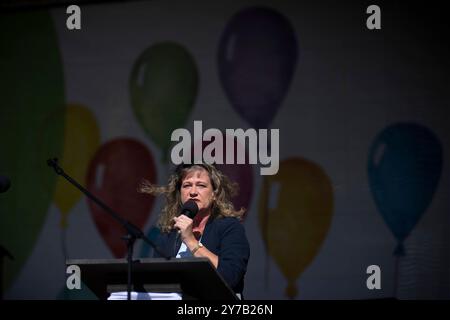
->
[[189, 187, 197, 196]]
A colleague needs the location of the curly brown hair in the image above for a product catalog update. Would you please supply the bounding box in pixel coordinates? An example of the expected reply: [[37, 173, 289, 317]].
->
[[139, 164, 245, 232]]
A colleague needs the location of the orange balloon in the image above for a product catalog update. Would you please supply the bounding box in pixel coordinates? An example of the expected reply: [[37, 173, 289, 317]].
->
[[258, 157, 334, 298]]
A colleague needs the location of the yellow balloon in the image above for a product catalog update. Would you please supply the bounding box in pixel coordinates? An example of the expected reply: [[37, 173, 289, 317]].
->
[[54, 105, 100, 228], [258, 157, 334, 298]]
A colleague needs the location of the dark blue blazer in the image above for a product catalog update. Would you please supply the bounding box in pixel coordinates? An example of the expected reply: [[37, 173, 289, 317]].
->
[[152, 216, 250, 294]]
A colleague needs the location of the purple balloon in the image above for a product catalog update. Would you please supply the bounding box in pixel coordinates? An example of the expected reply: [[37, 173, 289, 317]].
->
[[218, 7, 298, 129]]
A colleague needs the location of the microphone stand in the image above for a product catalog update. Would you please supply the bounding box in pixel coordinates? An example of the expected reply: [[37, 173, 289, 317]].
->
[[47, 158, 170, 301]]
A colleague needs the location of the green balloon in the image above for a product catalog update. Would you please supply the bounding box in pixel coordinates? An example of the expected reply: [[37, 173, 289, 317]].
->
[[0, 11, 65, 290], [129, 42, 198, 162]]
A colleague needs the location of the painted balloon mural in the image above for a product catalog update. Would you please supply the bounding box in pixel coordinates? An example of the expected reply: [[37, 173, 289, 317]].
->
[[54, 105, 100, 229], [368, 123, 442, 256], [217, 160, 253, 219], [258, 157, 333, 299], [218, 7, 298, 129], [190, 133, 254, 218], [0, 11, 65, 290], [129, 42, 198, 162], [86, 138, 157, 258]]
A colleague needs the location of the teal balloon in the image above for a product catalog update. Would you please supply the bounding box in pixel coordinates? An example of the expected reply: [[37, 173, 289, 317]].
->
[[57, 282, 98, 300], [368, 123, 442, 255], [0, 11, 65, 289], [130, 42, 198, 162]]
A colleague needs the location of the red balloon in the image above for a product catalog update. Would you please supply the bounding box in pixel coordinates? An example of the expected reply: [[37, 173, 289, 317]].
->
[[86, 138, 156, 257]]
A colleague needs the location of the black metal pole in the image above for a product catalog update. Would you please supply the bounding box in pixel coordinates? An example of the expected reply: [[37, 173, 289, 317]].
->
[[47, 158, 169, 259], [47, 158, 171, 300], [124, 234, 136, 300]]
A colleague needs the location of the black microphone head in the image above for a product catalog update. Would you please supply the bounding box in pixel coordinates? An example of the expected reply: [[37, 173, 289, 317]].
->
[[181, 199, 199, 219], [0, 175, 11, 193]]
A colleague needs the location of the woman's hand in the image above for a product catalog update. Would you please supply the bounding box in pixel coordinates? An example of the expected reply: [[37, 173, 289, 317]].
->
[[173, 215, 195, 242], [173, 214, 218, 268]]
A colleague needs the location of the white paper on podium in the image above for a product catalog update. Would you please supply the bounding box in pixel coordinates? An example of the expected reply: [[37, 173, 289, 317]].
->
[[107, 291, 182, 300]]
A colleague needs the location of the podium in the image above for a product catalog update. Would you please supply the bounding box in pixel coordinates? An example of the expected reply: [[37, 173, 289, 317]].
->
[[66, 258, 238, 300]]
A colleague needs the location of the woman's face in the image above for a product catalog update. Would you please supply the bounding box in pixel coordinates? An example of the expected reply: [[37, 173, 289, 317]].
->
[[180, 168, 215, 213]]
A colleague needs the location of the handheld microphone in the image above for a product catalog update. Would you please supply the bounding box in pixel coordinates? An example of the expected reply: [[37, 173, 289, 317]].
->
[[174, 200, 199, 253], [180, 199, 199, 219], [0, 175, 11, 193]]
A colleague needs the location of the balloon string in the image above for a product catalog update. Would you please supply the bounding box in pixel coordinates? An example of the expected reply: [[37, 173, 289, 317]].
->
[[393, 242, 404, 299], [61, 221, 68, 269], [393, 254, 399, 298], [286, 281, 297, 299], [393, 243, 405, 256], [262, 178, 270, 290]]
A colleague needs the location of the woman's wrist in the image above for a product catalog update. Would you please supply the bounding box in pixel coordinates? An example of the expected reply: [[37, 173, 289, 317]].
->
[[185, 237, 198, 251], [191, 242, 204, 255]]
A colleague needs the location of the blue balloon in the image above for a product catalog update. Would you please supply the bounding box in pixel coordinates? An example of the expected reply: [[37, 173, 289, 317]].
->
[[368, 123, 442, 255], [218, 7, 298, 129]]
